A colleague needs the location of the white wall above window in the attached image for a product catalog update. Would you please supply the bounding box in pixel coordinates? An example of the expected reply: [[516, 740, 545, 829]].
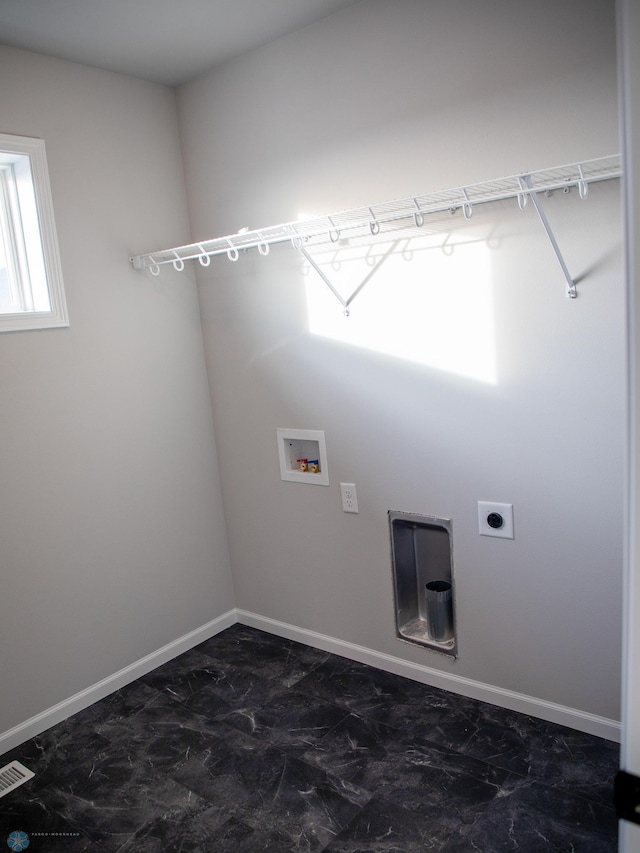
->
[[0, 133, 68, 332]]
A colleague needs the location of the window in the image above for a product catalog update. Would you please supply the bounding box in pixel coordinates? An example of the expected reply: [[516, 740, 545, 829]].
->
[[0, 133, 68, 332]]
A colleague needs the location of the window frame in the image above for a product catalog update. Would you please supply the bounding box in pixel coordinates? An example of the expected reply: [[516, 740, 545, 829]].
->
[[0, 133, 68, 332]]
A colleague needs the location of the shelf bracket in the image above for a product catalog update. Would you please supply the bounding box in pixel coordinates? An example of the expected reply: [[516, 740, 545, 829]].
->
[[519, 174, 577, 298], [298, 242, 395, 315]]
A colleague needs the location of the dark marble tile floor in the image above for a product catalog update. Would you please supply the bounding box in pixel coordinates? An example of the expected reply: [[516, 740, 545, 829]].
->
[[0, 624, 619, 851]]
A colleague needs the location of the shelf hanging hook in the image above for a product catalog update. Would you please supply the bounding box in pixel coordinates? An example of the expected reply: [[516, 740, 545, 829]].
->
[[257, 233, 270, 255], [149, 256, 160, 276], [413, 200, 425, 228], [197, 244, 211, 266], [462, 189, 473, 219], [172, 251, 185, 272], [369, 207, 380, 235], [577, 164, 588, 199], [226, 239, 240, 262]]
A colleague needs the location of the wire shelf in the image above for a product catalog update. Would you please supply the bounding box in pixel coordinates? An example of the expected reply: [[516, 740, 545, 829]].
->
[[130, 154, 621, 275]]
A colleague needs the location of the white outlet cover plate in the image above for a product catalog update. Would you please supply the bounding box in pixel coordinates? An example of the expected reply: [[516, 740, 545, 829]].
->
[[478, 501, 514, 539], [340, 482, 359, 513]]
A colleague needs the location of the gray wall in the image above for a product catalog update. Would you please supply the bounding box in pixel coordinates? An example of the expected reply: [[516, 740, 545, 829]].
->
[[177, 0, 624, 720], [0, 46, 235, 736]]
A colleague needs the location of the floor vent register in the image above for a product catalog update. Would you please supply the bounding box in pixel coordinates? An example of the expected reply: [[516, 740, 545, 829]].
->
[[0, 761, 34, 798]]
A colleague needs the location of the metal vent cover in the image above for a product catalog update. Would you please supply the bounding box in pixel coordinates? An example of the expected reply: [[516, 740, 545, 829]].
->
[[0, 761, 34, 798]]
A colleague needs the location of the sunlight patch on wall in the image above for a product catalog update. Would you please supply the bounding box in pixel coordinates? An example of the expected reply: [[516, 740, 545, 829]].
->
[[304, 238, 497, 384]]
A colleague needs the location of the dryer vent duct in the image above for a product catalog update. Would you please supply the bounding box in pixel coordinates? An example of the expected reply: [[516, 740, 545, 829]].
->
[[389, 511, 457, 657]]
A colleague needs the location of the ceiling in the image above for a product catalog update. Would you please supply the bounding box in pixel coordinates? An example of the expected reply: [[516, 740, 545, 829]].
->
[[0, 0, 360, 86]]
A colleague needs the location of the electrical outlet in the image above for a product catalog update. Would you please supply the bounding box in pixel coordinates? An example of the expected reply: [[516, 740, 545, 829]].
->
[[478, 501, 514, 539], [340, 482, 359, 513]]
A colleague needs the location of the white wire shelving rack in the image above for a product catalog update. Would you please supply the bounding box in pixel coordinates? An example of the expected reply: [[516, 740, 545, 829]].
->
[[130, 153, 622, 302]]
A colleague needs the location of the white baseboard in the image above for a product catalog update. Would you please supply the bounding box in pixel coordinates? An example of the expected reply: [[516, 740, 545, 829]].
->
[[0, 606, 620, 757], [0, 610, 236, 757], [236, 609, 622, 743]]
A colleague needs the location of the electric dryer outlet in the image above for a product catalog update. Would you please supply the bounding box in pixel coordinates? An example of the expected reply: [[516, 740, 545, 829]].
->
[[478, 501, 514, 539]]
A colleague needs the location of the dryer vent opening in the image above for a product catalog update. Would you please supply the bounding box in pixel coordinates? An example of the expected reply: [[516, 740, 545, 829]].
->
[[389, 511, 457, 657]]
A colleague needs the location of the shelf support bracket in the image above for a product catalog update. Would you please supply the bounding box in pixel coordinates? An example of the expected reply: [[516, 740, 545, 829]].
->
[[297, 242, 395, 315], [520, 175, 577, 298]]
